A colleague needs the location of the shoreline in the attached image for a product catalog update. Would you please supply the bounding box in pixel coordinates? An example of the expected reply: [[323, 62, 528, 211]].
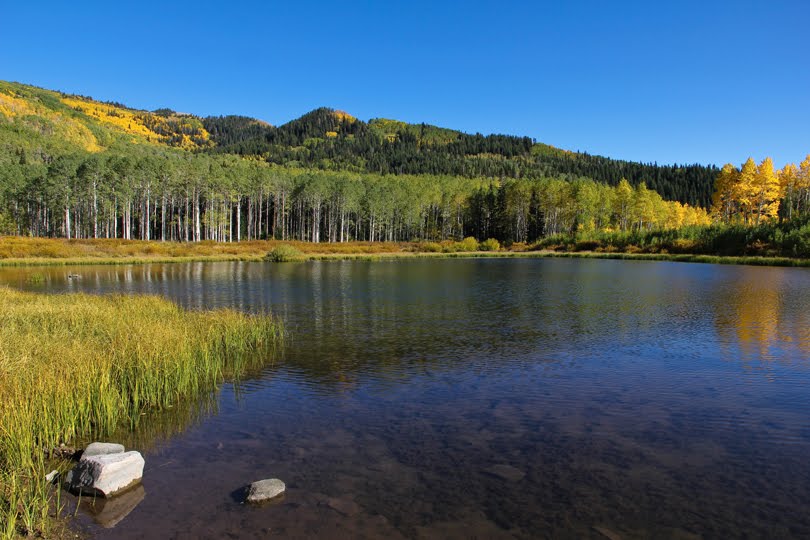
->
[[0, 287, 281, 537], [2, 248, 810, 268]]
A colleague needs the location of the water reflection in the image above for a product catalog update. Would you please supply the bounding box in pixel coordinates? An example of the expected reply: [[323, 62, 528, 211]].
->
[[5, 260, 808, 380], [77, 485, 146, 529], [3, 259, 810, 538]]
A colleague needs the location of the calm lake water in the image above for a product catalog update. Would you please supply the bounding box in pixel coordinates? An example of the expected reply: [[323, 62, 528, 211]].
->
[[4, 258, 810, 539]]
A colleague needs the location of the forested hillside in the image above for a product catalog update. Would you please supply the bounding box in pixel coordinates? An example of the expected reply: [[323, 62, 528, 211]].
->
[[0, 80, 719, 243], [207, 107, 718, 206]]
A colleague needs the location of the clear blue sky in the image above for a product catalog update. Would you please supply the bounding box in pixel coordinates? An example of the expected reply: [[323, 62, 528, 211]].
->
[[2, 0, 807, 167]]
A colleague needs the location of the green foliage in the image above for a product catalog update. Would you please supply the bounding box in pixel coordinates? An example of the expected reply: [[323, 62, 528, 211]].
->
[[530, 215, 810, 258], [455, 237, 480, 252], [0, 213, 15, 235], [265, 244, 303, 262], [0, 80, 722, 208], [479, 238, 501, 251]]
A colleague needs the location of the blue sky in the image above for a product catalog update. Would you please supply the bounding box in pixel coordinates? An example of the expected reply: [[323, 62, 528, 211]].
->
[[2, 0, 808, 167]]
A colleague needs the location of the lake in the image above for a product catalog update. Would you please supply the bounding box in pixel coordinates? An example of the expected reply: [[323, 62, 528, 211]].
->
[[3, 258, 810, 539]]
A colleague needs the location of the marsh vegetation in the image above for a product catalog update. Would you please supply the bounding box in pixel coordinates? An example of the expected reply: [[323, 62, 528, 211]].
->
[[0, 287, 281, 537]]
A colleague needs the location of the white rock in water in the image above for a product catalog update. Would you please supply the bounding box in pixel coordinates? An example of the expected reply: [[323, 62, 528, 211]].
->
[[246, 478, 285, 503], [69, 451, 145, 497], [83, 442, 125, 457]]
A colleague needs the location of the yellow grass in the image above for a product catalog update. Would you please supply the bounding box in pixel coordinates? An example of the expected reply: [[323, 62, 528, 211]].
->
[[2, 236, 810, 268]]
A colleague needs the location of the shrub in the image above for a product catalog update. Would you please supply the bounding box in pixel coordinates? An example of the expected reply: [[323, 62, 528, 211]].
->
[[574, 240, 600, 252], [419, 242, 442, 253], [264, 244, 303, 262], [455, 237, 480, 252], [479, 238, 501, 251]]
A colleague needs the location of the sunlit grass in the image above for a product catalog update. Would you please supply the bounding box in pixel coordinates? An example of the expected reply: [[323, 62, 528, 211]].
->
[[2, 236, 810, 268], [0, 287, 281, 537]]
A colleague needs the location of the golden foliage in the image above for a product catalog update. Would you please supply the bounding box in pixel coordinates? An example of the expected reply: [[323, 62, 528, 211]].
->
[[61, 97, 212, 149], [0, 91, 102, 152], [712, 156, 787, 224], [333, 110, 356, 122]]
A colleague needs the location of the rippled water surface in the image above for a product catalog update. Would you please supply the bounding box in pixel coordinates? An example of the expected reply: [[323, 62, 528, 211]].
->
[[4, 259, 810, 539]]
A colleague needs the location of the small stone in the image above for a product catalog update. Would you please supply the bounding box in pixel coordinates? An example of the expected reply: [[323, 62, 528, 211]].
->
[[83, 442, 125, 458], [45, 470, 59, 483], [485, 464, 525, 482], [68, 451, 144, 497], [246, 479, 285, 503]]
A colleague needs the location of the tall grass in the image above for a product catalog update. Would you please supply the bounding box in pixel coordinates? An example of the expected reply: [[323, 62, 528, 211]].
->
[[0, 287, 281, 537]]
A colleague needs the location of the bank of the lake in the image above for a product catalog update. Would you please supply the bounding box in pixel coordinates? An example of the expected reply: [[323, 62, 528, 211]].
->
[[2, 235, 810, 268], [0, 287, 281, 538]]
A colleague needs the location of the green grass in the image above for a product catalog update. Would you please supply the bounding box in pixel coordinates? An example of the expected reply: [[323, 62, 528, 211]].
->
[[264, 244, 304, 262], [0, 287, 282, 538]]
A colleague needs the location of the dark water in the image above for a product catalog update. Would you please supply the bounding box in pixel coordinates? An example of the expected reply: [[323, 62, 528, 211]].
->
[[4, 258, 810, 539]]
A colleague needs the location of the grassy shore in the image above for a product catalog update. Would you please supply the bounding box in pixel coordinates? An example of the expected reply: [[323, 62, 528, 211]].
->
[[0, 287, 281, 538], [2, 236, 810, 268]]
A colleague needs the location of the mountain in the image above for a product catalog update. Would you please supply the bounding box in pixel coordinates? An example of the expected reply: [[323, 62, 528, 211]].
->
[[0, 81, 717, 206]]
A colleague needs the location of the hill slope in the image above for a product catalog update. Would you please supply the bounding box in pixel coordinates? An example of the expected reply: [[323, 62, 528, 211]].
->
[[0, 81, 717, 206]]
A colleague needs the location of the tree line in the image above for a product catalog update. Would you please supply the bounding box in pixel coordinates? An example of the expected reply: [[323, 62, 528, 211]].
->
[[0, 149, 709, 243], [712, 155, 810, 224]]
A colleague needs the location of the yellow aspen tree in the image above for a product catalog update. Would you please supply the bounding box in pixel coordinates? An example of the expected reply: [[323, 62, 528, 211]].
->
[[712, 163, 740, 223], [779, 163, 799, 220], [613, 178, 634, 231], [737, 157, 758, 224], [799, 155, 810, 215], [668, 201, 686, 229], [752, 157, 782, 224], [632, 182, 656, 230]]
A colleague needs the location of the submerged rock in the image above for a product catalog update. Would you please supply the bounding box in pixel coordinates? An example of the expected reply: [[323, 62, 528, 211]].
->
[[68, 451, 145, 497], [83, 442, 125, 458], [246, 478, 286, 503]]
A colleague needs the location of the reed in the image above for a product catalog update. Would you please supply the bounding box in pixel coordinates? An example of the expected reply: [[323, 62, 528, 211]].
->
[[0, 287, 282, 537]]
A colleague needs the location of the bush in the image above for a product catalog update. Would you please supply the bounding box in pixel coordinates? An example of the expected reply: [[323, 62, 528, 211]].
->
[[419, 242, 442, 253], [264, 244, 303, 262], [479, 238, 500, 251], [455, 237, 480, 252], [574, 240, 599, 252]]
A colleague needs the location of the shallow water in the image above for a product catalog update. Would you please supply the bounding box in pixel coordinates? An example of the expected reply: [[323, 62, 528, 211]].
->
[[5, 258, 810, 539]]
